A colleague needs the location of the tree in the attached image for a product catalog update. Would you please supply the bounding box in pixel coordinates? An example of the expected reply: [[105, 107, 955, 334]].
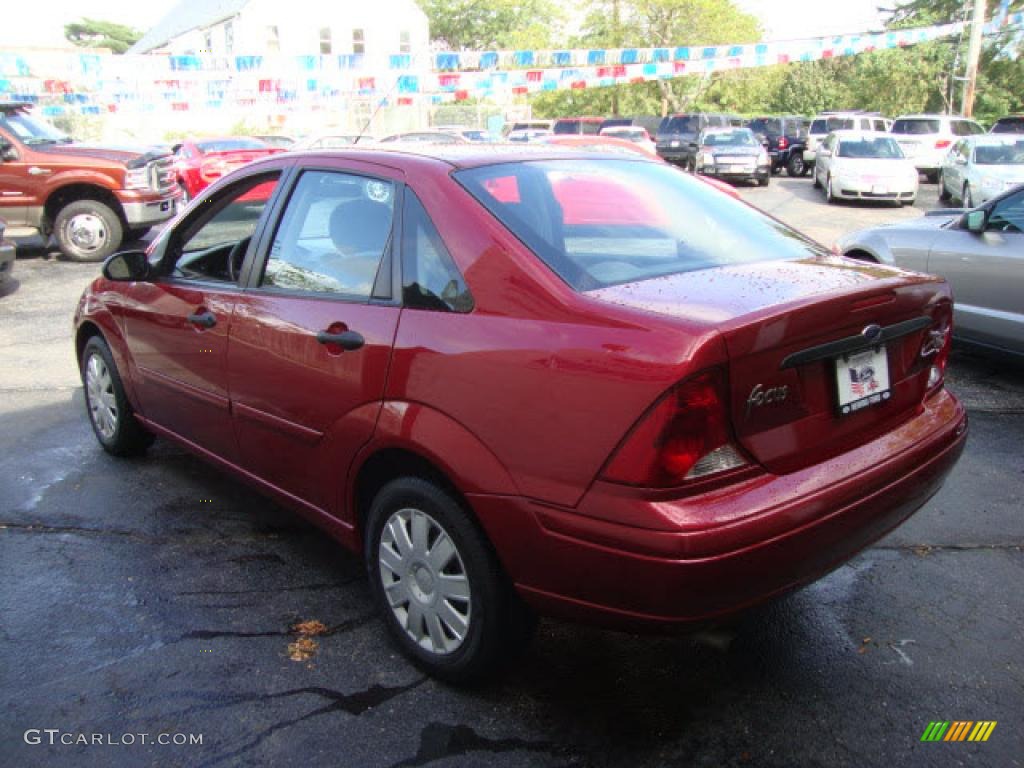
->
[[417, 0, 566, 49], [65, 18, 142, 54]]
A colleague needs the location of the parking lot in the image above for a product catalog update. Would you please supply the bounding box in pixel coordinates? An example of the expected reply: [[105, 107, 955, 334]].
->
[[2, 175, 1022, 767]]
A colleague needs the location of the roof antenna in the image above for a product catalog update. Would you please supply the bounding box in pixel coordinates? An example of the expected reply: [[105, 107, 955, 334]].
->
[[356, 70, 405, 144]]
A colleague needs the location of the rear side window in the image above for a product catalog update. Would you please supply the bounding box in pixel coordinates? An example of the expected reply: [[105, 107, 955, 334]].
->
[[262, 171, 394, 298], [892, 119, 940, 135], [455, 159, 828, 291], [401, 192, 473, 312], [749, 118, 781, 135], [951, 120, 984, 136]]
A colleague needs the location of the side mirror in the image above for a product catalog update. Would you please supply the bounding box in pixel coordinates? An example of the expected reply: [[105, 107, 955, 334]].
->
[[0, 140, 17, 161], [102, 250, 151, 281], [964, 209, 986, 233]]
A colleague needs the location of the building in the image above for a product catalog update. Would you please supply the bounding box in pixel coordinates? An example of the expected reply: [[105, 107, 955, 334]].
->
[[128, 0, 429, 66]]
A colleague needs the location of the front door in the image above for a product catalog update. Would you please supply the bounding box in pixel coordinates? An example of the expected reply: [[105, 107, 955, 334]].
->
[[927, 188, 1024, 356], [228, 165, 402, 512], [121, 169, 285, 460]]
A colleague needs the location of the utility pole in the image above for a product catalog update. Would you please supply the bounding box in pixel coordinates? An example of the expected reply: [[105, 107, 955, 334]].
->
[[961, 0, 987, 116], [611, 0, 621, 116]]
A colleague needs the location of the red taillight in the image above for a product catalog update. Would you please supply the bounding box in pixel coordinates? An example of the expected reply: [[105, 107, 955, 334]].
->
[[921, 304, 953, 392], [777, 136, 788, 150], [935, 139, 952, 150], [601, 368, 747, 487]]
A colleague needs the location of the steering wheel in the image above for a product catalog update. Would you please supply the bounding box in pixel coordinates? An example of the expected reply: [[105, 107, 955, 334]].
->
[[227, 236, 251, 283]]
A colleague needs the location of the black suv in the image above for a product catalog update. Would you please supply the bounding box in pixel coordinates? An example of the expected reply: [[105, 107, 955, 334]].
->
[[656, 113, 732, 169], [748, 115, 811, 176]]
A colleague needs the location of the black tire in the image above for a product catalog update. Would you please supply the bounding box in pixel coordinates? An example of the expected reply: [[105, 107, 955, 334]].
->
[[787, 153, 807, 177], [925, 170, 939, 184], [812, 168, 822, 189], [937, 172, 951, 201], [365, 477, 531, 684], [54, 200, 124, 262], [964, 183, 975, 208], [825, 174, 836, 204], [125, 226, 151, 241], [757, 176, 770, 187], [80, 335, 154, 456]]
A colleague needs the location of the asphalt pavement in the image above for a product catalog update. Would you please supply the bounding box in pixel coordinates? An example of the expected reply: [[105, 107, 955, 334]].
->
[[1, 175, 1021, 768]]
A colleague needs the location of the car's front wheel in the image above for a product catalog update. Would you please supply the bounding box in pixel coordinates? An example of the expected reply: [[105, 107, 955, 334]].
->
[[54, 200, 124, 262], [963, 183, 975, 208], [825, 175, 836, 204], [365, 477, 530, 683], [81, 336, 154, 456], [937, 172, 951, 201]]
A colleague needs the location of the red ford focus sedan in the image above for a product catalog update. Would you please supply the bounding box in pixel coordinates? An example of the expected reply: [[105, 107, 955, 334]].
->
[[74, 146, 967, 681]]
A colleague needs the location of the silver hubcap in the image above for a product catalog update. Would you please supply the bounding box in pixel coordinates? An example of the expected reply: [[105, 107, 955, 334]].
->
[[67, 213, 108, 253], [85, 353, 118, 440], [379, 508, 471, 655]]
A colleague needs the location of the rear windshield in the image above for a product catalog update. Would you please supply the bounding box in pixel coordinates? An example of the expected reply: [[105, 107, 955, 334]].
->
[[974, 142, 1024, 165], [196, 138, 269, 152], [892, 119, 941, 135], [992, 117, 1024, 134], [455, 159, 827, 291], [810, 117, 854, 134], [837, 137, 904, 158], [662, 116, 699, 134]]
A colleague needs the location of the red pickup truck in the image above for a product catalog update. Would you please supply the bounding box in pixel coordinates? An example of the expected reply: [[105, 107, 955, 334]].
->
[[0, 102, 179, 262]]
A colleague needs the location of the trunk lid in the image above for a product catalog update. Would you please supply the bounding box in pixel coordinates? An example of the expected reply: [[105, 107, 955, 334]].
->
[[588, 257, 949, 474]]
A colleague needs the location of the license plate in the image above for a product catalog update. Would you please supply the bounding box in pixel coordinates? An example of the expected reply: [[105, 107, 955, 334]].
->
[[836, 346, 891, 415], [871, 185, 888, 194]]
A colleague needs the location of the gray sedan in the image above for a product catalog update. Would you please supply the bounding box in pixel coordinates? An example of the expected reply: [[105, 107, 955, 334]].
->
[[839, 186, 1024, 359]]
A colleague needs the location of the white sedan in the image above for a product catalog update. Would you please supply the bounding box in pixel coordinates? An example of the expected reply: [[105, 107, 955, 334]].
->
[[939, 135, 1024, 207], [813, 131, 919, 206]]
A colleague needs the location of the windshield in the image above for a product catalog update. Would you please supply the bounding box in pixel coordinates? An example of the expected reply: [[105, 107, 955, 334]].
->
[[702, 130, 758, 147], [892, 119, 940, 135], [196, 138, 269, 153], [992, 117, 1024, 134], [455, 159, 827, 291], [0, 110, 71, 145], [974, 142, 1024, 165], [837, 137, 904, 158]]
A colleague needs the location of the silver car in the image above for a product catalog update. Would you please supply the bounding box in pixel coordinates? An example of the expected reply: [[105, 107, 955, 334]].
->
[[839, 186, 1024, 359], [939, 136, 1024, 207]]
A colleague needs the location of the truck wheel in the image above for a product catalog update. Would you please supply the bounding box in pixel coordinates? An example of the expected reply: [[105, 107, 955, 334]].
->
[[54, 200, 123, 262], [787, 154, 807, 177]]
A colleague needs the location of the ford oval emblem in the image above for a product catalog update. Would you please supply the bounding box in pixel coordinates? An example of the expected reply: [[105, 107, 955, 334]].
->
[[861, 324, 883, 343]]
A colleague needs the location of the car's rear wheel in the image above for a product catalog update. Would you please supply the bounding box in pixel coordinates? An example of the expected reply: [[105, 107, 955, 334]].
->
[[365, 477, 531, 683], [786, 154, 807, 177], [937, 172, 951, 201], [813, 168, 822, 189], [81, 336, 154, 456], [54, 200, 123, 262], [963, 183, 975, 208], [825, 175, 836, 204]]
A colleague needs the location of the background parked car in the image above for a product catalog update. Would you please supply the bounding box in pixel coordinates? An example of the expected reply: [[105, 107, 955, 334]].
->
[[598, 115, 663, 138], [694, 127, 770, 186], [840, 185, 1024, 359], [748, 115, 811, 176], [804, 112, 890, 168], [990, 115, 1024, 134], [814, 131, 918, 205], [292, 134, 373, 150], [656, 112, 733, 169], [378, 131, 468, 145], [939, 135, 1024, 206], [0, 217, 14, 286], [502, 120, 552, 136], [437, 127, 495, 142], [891, 113, 985, 182], [253, 134, 295, 148], [552, 117, 604, 135], [597, 125, 657, 154], [506, 129, 551, 143], [172, 137, 282, 202]]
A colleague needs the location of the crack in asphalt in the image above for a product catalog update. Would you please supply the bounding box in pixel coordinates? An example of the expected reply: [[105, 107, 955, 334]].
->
[[176, 578, 362, 596], [389, 722, 565, 767], [195, 678, 428, 768]]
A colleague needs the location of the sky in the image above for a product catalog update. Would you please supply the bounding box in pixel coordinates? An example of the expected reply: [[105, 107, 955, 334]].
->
[[3, 0, 893, 49]]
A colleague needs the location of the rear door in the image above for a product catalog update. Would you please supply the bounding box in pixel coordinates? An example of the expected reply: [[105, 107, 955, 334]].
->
[[228, 162, 402, 512], [927, 188, 1024, 355]]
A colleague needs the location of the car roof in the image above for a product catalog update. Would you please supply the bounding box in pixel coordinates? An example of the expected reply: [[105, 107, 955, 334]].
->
[[282, 143, 658, 170]]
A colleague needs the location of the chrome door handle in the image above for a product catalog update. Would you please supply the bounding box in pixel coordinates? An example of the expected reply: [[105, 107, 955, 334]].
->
[[28, 167, 52, 176]]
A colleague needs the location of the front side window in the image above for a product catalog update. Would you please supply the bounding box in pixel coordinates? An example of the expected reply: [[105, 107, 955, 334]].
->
[[170, 174, 280, 282], [456, 159, 827, 291], [262, 171, 394, 298], [987, 188, 1024, 233], [401, 192, 473, 312]]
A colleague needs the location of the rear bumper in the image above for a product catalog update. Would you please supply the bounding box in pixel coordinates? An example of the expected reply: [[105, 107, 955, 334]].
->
[[0, 239, 14, 284], [471, 389, 966, 631]]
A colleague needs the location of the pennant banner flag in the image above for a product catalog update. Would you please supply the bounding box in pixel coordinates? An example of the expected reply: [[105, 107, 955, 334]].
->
[[0, 13, 1020, 112]]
